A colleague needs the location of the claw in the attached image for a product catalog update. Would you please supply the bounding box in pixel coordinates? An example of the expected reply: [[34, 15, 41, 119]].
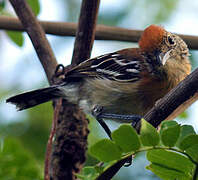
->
[[92, 105, 103, 118], [55, 64, 65, 77], [92, 106, 112, 139], [131, 116, 142, 128]]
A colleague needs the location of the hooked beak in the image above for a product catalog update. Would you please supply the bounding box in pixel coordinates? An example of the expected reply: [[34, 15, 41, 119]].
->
[[158, 50, 172, 65]]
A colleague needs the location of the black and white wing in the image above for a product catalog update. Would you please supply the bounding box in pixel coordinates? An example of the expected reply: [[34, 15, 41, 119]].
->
[[67, 50, 142, 82]]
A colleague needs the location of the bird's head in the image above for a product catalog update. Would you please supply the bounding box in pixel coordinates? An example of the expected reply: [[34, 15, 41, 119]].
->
[[139, 25, 190, 66]]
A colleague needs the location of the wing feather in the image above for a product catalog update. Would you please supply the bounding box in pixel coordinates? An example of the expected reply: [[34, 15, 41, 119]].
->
[[66, 49, 143, 82]]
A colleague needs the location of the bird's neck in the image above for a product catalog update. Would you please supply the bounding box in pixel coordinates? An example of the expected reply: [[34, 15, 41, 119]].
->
[[163, 56, 191, 89]]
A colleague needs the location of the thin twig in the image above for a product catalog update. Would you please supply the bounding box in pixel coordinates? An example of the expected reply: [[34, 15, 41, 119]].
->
[[8, 2, 57, 84], [44, 99, 62, 180], [1, 16, 198, 50]]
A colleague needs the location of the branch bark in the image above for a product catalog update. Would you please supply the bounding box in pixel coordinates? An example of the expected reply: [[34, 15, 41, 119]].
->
[[50, 0, 100, 179], [1, 16, 198, 50], [8, 3, 57, 85], [71, 0, 101, 64]]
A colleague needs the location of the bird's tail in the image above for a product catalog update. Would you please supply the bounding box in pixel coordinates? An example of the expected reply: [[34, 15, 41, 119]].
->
[[6, 85, 62, 111]]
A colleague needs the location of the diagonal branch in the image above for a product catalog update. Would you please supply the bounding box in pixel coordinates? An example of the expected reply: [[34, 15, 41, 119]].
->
[[8, 1, 60, 180], [97, 64, 198, 180], [141, 66, 198, 129], [8, 1, 57, 85], [1, 16, 198, 50]]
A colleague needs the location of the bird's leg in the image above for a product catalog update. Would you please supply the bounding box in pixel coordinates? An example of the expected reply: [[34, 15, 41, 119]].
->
[[92, 106, 143, 167], [92, 106, 142, 137], [92, 106, 112, 139], [94, 112, 142, 128]]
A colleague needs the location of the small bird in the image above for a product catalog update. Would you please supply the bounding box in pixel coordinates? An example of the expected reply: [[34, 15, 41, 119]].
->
[[6, 25, 191, 125]]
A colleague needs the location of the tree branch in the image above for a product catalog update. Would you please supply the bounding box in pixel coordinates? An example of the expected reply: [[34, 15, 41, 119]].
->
[[8, 1, 61, 180], [140, 67, 198, 129], [71, 0, 100, 64], [50, 0, 100, 179], [1, 16, 198, 50], [7, 3, 57, 85], [98, 62, 198, 180], [44, 99, 62, 180], [96, 159, 127, 180]]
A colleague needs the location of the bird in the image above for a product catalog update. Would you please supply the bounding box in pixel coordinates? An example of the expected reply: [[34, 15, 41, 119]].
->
[[6, 25, 191, 127]]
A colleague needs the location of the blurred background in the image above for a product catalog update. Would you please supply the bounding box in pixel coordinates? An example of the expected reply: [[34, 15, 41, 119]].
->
[[0, 0, 198, 179]]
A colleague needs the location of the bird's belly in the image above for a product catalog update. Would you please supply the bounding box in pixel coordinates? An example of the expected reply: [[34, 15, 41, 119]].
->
[[79, 78, 149, 122], [78, 94, 145, 123]]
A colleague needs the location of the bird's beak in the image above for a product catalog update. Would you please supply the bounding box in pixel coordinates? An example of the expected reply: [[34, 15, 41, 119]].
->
[[159, 50, 172, 65]]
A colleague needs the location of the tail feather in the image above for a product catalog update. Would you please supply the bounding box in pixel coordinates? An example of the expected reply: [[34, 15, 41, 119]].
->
[[6, 85, 62, 110]]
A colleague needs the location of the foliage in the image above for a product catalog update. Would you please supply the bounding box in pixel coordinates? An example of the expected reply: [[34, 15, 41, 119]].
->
[[0, 137, 42, 180], [26, 0, 40, 16], [79, 120, 198, 180], [0, 102, 52, 179], [6, 31, 24, 47]]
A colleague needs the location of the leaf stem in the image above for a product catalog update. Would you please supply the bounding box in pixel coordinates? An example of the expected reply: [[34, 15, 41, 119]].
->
[[97, 145, 198, 180], [193, 164, 198, 180]]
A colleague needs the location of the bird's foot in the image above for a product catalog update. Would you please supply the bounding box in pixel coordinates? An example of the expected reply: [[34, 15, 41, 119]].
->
[[92, 105, 112, 139]]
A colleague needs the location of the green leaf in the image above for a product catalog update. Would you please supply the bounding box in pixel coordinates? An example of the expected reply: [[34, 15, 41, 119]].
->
[[82, 167, 97, 176], [160, 120, 178, 131], [186, 144, 198, 162], [6, 31, 24, 47], [89, 139, 122, 162], [26, 0, 40, 16], [112, 124, 141, 152], [160, 124, 180, 147], [76, 166, 99, 180], [176, 125, 196, 148], [146, 163, 191, 180], [147, 149, 194, 175], [0, 137, 42, 179], [140, 119, 160, 146], [0, 0, 5, 11], [179, 134, 198, 151], [94, 165, 104, 174]]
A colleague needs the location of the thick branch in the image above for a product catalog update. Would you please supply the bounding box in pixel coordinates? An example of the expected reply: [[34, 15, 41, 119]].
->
[[8, 2, 57, 84], [1, 16, 198, 50], [50, 0, 100, 180]]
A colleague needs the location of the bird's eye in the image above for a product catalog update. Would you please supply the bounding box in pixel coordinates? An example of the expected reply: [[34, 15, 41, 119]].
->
[[167, 36, 175, 45]]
